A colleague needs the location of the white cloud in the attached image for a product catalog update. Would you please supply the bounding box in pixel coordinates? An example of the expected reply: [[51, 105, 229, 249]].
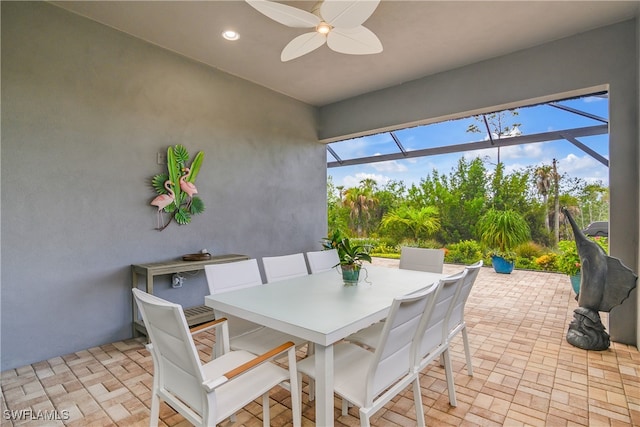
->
[[557, 153, 609, 184], [370, 160, 409, 173], [341, 173, 391, 188], [499, 142, 545, 160]]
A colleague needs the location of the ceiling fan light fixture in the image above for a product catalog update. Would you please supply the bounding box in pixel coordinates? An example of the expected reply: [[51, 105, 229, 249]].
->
[[316, 21, 332, 35], [246, 0, 382, 60], [222, 30, 240, 41]]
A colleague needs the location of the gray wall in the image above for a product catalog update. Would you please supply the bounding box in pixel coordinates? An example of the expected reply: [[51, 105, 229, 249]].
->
[[1, 2, 326, 370], [319, 20, 639, 345], [2, 3, 639, 370]]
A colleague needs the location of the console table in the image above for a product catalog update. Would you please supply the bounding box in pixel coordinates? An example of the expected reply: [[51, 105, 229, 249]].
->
[[131, 254, 248, 336]]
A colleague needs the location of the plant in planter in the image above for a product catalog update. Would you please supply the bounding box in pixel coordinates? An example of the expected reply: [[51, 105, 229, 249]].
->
[[557, 237, 609, 295], [557, 239, 581, 294], [321, 229, 345, 252], [322, 230, 372, 285], [477, 208, 530, 274]]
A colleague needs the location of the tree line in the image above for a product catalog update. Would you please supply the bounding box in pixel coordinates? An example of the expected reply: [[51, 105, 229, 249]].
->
[[327, 156, 609, 251]]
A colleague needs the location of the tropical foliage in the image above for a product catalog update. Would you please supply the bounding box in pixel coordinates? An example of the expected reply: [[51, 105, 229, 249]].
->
[[556, 237, 609, 276], [327, 155, 609, 274], [321, 229, 372, 267], [556, 240, 581, 276], [380, 206, 440, 242], [477, 209, 531, 254]]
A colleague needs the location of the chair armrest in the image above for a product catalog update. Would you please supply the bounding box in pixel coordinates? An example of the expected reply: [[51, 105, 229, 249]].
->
[[225, 341, 295, 379], [202, 376, 229, 392], [190, 317, 227, 335], [202, 341, 295, 393]]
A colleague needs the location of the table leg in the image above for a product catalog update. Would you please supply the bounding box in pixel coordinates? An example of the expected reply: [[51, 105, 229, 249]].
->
[[314, 344, 334, 427]]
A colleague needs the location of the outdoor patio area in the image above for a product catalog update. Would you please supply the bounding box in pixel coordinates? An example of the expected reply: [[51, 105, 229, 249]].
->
[[2, 258, 638, 427]]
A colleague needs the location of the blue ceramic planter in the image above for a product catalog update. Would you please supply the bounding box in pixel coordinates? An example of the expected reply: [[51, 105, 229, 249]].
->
[[491, 255, 514, 274], [569, 274, 581, 295]]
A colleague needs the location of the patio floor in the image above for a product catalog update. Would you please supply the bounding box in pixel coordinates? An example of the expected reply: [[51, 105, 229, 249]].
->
[[2, 258, 639, 427]]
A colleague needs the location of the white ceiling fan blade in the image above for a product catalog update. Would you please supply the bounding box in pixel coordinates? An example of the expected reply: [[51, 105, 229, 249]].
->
[[321, 0, 380, 28], [246, 0, 319, 28], [281, 32, 327, 62], [327, 26, 383, 55]]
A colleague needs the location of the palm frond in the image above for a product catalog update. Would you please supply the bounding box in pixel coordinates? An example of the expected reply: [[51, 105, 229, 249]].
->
[[189, 197, 205, 214]]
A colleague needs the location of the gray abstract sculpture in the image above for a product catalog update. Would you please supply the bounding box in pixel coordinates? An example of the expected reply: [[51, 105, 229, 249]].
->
[[562, 208, 637, 350]]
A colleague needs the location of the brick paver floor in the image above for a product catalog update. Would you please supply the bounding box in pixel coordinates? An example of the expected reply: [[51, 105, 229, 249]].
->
[[2, 258, 639, 426]]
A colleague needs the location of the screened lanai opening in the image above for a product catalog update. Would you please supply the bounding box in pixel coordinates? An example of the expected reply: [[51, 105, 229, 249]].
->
[[327, 91, 609, 194]]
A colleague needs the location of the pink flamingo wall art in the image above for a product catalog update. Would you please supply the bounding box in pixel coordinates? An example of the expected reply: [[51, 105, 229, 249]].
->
[[180, 167, 198, 198], [150, 145, 205, 230], [150, 180, 175, 230]]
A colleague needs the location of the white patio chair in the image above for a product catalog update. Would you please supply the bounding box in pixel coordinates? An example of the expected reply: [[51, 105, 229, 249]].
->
[[296, 286, 438, 427], [399, 246, 445, 273], [204, 259, 308, 358], [262, 252, 309, 283], [132, 288, 301, 427], [345, 270, 467, 408], [306, 249, 340, 274], [413, 270, 467, 407], [445, 260, 482, 376]]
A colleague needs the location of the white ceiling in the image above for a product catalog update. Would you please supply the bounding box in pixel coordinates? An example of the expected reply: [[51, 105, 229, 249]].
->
[[53, 1, 639, 107]]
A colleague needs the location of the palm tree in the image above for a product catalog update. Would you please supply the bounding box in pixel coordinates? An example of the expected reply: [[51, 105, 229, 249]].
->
[[534, 165, 553, 232], [344, 184, 378, 237], [380, 206, 440, 241]]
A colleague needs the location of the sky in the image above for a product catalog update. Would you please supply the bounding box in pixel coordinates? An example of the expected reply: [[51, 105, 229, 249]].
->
[[327, 94, 610, 190]]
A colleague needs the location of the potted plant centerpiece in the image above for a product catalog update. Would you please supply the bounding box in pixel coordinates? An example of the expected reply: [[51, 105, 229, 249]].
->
[[322, 230, 372, 285], [477, 209, 530, 274]]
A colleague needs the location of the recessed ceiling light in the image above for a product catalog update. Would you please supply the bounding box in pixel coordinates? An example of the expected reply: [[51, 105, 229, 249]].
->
[[222, 30, 239, 41]]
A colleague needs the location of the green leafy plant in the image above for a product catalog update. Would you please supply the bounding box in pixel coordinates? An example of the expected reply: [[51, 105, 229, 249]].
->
[[151, 145, 205, 230], [534, 253, 558, 271], [336, 237, 372, 267], [321, 230, 372, 267], [556, 237, 608, 276], [445, 240, 482, 264], [514, 241, 545, 259], [556, 240, 581, 276], [477, 209, 530, 260]]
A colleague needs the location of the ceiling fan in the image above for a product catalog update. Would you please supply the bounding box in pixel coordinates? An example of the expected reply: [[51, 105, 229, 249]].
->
[[246, 0, 383, 62]]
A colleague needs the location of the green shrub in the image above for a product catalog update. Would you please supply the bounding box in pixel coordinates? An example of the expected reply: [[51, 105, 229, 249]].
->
[[556, 240, 580, 275], [555, 237, 608, 276], [514, 241, 545, 259], [515, 256, 540, 270], [370, 243, 399, 255], [445, 240, 483, 264], [416, 239, 442, 249], [535, 253, 557, 271]]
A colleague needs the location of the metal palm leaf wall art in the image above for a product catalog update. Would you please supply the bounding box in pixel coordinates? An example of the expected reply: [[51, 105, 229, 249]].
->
[[150, 145, 205, 230]]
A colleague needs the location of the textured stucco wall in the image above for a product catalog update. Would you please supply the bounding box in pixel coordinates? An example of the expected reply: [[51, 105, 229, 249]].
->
[[1, 2, 325, 370], [320, 20, 639, 347]]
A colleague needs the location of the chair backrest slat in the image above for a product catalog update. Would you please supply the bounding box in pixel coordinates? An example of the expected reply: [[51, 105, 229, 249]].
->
[[415, 270, 467, 363], [204, 259, 263, 295], [306, 249, 340, 274], [366, 285, 437, 403], [262, 253, 308, 283], [448, 260, 482, 330], [399, 247, 445, 273]]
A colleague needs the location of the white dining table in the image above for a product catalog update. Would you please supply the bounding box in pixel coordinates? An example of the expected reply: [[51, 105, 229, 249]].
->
[[204, 264, 444, 426]]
